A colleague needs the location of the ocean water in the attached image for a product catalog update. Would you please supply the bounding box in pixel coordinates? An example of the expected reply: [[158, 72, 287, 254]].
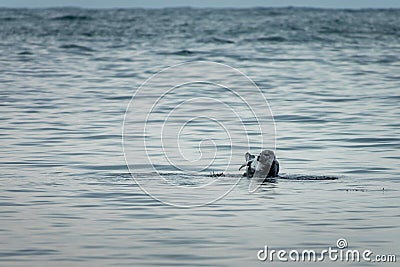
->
[[0, 7, 399, 266]]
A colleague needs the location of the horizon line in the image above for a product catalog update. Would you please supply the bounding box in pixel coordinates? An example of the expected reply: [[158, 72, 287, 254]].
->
[[1, 5, 400, 10]]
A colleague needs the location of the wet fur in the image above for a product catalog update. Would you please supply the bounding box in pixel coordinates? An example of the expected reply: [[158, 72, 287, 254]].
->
[[240, 150, 279, 180]]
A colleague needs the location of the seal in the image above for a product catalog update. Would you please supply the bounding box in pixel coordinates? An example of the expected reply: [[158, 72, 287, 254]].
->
[[239, 150, 279, 180]]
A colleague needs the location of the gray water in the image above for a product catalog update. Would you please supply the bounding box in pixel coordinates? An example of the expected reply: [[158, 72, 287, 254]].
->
[[1, 7, 399, 266]]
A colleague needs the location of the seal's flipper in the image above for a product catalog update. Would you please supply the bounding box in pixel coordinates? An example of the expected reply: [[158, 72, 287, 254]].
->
[[239, 162, 248, 171]]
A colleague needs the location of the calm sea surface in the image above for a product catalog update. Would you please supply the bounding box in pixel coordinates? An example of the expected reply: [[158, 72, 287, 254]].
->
[[0, 7, 399, 266]]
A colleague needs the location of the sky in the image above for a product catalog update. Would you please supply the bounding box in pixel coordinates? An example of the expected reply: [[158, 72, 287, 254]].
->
[[1, 0, 400, 9]]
